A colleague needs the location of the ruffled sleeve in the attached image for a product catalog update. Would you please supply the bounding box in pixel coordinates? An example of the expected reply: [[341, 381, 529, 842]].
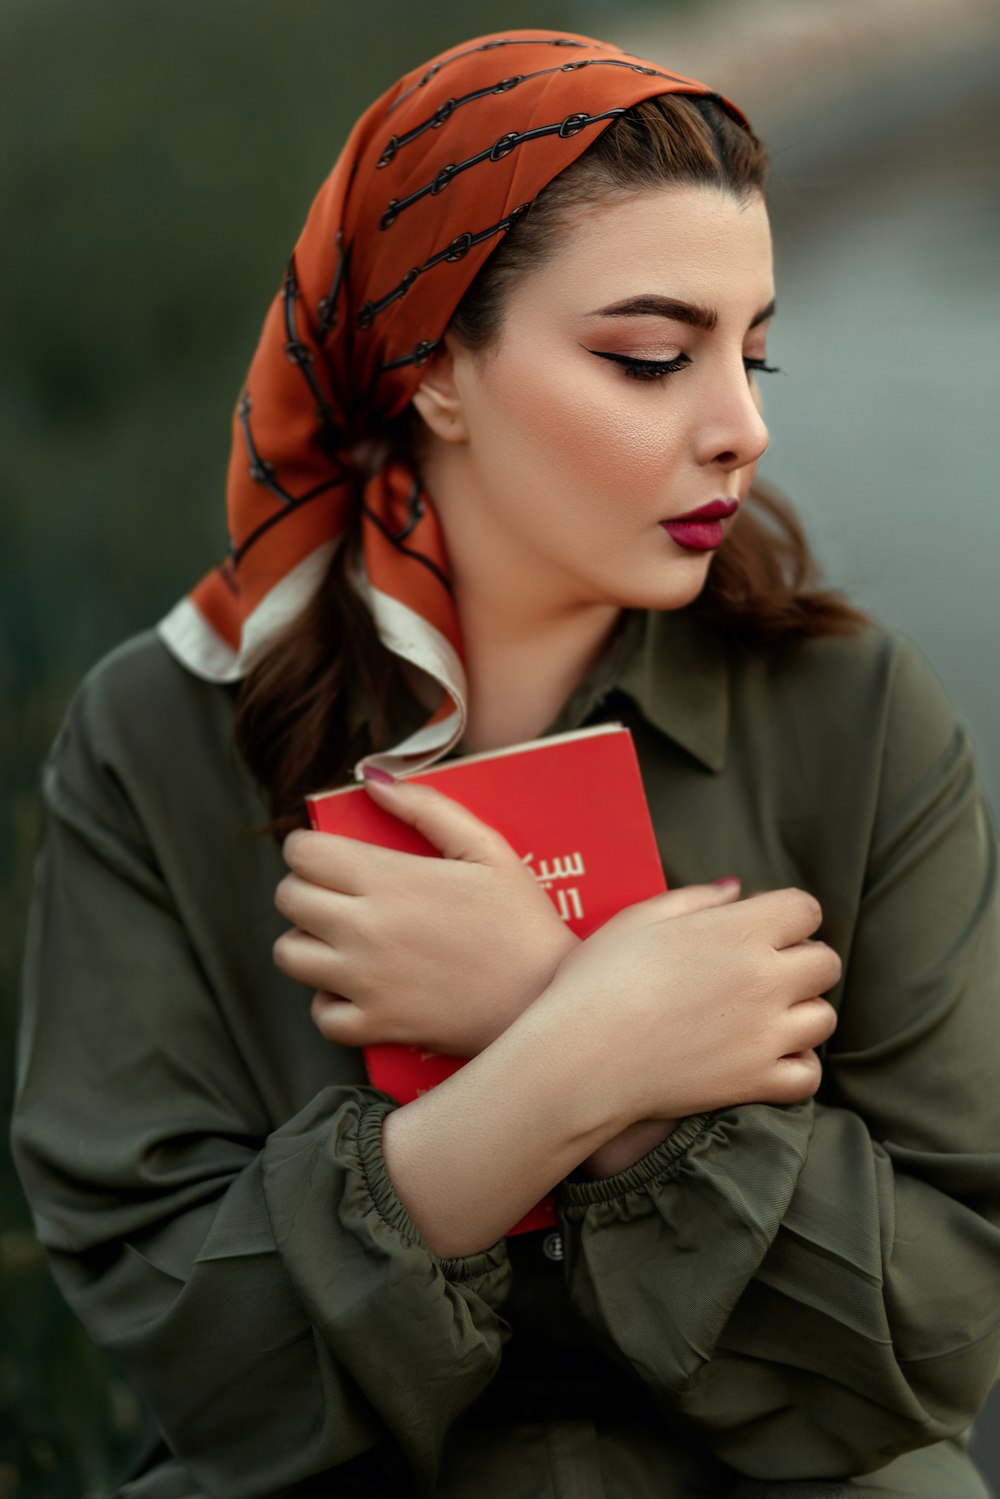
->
[[11, 653, 510, 1498]]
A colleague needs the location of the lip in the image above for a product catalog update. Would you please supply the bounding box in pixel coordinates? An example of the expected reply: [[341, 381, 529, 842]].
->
[[668, 498, 739, 521], [661, 519, 726, 551], [659, 498, 738, 553]]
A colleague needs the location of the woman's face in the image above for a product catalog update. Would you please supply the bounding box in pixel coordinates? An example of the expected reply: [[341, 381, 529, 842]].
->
[[416, 183, 775, 616]]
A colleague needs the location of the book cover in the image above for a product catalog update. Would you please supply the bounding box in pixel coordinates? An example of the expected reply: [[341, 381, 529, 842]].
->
[[306, 723, 666, 1234]]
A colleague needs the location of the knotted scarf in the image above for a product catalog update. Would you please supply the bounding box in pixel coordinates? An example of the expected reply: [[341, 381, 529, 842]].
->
[[158, 28, 748, 775]]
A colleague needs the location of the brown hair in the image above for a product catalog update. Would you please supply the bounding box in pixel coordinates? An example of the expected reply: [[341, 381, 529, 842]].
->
[[236, 94, 870, 831]]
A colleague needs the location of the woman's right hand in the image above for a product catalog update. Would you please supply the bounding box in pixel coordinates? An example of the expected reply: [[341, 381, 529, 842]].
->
[[534, 881, 841, 1129]]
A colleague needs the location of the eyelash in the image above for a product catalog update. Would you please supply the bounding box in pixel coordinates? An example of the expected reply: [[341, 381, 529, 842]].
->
[[587, 350, 781, 382]]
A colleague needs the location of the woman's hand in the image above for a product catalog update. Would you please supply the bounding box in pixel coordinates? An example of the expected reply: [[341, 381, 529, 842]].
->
[[532, 881, 842, 1132], [272, 776, 578, 1057]]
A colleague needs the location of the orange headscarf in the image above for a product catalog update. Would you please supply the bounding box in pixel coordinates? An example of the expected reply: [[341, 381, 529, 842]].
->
[[158, 28, 748, 774]]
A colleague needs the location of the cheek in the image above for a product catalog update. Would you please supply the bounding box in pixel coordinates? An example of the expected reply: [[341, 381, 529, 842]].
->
[[492, 364, 687, 506]]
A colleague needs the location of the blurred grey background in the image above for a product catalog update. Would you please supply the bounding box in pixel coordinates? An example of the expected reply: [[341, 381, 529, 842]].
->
[[2, 1, 997, 1493]]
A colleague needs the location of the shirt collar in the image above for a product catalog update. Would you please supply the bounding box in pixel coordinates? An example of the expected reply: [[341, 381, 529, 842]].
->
[[437, 605, 730, 774], [613, 606, 730, 774]]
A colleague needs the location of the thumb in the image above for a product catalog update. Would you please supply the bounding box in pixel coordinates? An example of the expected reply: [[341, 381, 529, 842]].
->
[[361, 768, 515, 865], [651, 878, 743, 918], [611, 876, 742, 931]]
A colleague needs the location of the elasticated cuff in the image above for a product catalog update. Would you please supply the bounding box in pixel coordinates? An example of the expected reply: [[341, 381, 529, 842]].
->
[[354, 1098, 509, 1284], [557, 1112, 718, 1207]]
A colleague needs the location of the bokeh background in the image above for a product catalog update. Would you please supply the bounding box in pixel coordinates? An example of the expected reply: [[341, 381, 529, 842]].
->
[[2, 1, 998, 1494]]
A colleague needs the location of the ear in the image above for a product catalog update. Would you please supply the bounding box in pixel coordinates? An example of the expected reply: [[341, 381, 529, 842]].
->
[[409, 336, 469, 444]]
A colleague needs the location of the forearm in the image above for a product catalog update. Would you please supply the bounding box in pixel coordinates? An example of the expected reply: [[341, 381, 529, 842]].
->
[[381, 997, 630, 1258]]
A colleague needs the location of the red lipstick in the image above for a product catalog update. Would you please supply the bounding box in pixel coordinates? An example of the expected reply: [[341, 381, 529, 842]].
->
[[661, 498, 738, 552], [671, 499, 739, 521]]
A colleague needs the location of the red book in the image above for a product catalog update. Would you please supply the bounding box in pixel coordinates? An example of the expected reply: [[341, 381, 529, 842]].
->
[[306, 723, 666, 1234]]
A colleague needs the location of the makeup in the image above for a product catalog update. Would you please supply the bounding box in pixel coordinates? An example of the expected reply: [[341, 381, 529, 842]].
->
[[671, 499, 739, 521], [422, 185, 773, 615], [660, 498, 738, 552], [660, 520, 725, 551]]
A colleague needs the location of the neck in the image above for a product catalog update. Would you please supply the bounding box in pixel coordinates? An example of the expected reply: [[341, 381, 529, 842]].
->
[[421, 451, 621, 754], [456, 590, 620, 755]]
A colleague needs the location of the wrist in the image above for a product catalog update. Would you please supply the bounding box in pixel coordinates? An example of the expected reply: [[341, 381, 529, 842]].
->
[[581, 1118, 680, 1179], [464, 924, 583, 1057], [526, 964, 648, 1136], [489, 989, 631, 1142], [380, 997, 629, 1258], [551, 924, 583, 967]]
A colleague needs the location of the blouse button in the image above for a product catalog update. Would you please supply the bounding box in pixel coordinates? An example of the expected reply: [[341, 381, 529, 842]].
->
[[542, 1231, 564, 1262]]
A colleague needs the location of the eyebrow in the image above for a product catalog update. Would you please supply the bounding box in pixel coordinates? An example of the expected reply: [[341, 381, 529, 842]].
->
[[584, 295, 776, 332]]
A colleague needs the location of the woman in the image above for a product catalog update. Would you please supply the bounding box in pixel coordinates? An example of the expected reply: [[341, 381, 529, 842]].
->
[[12, 27, 1000, 1499]]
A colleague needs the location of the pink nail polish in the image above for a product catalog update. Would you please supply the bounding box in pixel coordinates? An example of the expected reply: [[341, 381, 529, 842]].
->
[[712, 876, 741, 887], [363, 765, 396, 785]]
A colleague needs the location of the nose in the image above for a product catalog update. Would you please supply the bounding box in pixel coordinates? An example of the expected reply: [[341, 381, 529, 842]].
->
[[696, 368, 770, 472]]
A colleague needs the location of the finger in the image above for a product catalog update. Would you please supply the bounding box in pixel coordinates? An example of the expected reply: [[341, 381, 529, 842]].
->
[[783, 996, 839, 1053], [741, 887, 824, 949], [777, 938, 843, 997], [272, 926, 348, 994], [274, 871, 353, 937], [620, 879, 743, 927], [283, 828, 443, 896], [310, 991, 370, 1047], [361, 773, 516, 865], [282, 829, 381, 896], [769, 1048, 823, 1104]]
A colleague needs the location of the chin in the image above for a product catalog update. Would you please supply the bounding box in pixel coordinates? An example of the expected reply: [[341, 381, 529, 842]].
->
[[609, 555, 714, 612]]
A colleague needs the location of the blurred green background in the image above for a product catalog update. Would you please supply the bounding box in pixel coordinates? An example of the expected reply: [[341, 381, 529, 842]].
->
[[3, 0, 998, 1494]]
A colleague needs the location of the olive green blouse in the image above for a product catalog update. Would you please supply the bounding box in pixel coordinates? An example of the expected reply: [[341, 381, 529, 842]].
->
[[11, 605, 1000, 1499]]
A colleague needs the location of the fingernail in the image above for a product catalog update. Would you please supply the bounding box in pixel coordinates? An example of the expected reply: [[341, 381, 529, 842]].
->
[[362, 765, 396, 785], [712, 876, 741, 888]]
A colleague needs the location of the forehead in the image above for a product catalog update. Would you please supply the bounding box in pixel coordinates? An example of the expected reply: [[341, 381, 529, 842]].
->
[[513, 184, 774, 316]]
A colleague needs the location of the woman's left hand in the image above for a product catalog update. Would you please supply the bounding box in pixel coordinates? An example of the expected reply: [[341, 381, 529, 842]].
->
[[273, 776, 579, 1057]]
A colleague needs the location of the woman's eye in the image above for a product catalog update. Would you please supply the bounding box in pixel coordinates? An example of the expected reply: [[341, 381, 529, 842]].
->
[[585, 348, 781, 382], [586, 349, 691, 381]]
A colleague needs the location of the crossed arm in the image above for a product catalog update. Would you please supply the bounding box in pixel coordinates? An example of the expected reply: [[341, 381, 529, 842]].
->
[[273, 775, 838, 1254]]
